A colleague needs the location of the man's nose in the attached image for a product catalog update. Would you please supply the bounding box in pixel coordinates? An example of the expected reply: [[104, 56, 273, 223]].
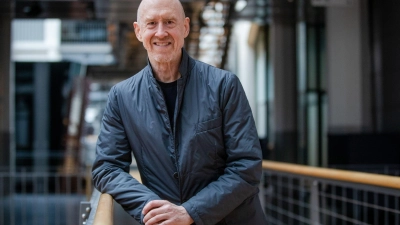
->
[[155, 23, 168, 38]]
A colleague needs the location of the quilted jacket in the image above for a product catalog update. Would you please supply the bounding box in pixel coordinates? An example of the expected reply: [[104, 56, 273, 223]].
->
[[92, 49, 267, 225]]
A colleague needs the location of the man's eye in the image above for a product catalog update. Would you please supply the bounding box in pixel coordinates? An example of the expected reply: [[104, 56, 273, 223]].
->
[[148, 22, 156, 26], [167, 21, 174, 25]]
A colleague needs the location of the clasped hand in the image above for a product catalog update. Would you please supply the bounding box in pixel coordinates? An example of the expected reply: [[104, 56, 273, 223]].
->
[[142, 200, 194, 225]]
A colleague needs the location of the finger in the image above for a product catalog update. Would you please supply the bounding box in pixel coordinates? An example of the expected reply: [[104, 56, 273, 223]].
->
[[143, 200, 168, 215], [144, 212, 168, 225], [143, 207, 162, 224]]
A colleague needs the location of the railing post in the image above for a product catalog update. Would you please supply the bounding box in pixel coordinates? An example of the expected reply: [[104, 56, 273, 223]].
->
[[9, 172, 15, 225], [80, 201, 91, 225], [259, 171, 265, 211], [310, 180, 320, 225]]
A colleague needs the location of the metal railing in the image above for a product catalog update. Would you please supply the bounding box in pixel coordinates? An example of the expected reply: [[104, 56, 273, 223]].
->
[[0, 170, 89, 225], [83, 160, 400, 225], [262, 160, 400, 225]]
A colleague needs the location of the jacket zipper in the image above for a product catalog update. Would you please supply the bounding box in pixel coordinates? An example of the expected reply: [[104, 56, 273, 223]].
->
[[175, 77, 184, 204], [155, 78, 184, 204]]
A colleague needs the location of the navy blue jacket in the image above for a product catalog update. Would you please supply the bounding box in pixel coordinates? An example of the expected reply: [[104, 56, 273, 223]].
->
[[92, 49, 267, 225]]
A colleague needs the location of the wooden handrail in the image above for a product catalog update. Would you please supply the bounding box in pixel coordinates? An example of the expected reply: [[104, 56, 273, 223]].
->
[[91, 170, 141, 225], [93, 193, 114, 225], [90, 162, 400, 225], [262, 160, 400, 190]]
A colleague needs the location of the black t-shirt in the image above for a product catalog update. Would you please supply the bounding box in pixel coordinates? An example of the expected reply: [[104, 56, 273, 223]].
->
[[157, 80, 177, 128]]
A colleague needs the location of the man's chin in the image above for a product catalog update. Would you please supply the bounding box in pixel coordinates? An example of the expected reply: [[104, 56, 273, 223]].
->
[[151, 55, 174, 63]]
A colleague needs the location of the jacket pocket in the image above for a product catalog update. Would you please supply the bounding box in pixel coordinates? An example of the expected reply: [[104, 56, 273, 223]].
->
[[195, 116, 222, 133]]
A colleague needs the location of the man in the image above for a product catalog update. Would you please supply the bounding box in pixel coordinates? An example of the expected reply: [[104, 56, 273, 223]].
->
[[92, 0, 267, 224]]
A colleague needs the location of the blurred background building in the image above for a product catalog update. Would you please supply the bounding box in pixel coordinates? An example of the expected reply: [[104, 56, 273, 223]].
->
[[0, 0, 399, 224]]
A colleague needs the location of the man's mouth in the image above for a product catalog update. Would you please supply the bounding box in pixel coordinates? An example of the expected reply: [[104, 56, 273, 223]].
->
[[154, 42, 171, 46]]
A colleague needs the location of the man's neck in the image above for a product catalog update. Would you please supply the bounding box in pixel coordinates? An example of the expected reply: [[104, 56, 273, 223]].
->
[[150, 60, 181, 83]]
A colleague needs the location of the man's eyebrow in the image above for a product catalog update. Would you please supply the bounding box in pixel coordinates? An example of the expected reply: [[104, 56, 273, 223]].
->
[[164, 15, 178, 20]]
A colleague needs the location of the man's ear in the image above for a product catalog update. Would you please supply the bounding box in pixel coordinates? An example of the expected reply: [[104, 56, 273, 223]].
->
[[184, 17, 190, 38], [133, 22, 143, 42]]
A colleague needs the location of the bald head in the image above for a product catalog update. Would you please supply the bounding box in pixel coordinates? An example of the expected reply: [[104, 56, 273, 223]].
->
[[136, 0, 186, 23]]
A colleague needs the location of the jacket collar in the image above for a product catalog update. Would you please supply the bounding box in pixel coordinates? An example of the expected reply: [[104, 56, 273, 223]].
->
[[178, 48, 191, 78], [145, 48, 192, 80]]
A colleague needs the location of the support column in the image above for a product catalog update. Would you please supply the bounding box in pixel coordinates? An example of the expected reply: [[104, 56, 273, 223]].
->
[[269, 0, 298, 162], [232, 21, 257, 115], [326, 0, 371, 133], [0, 1, 13, 173], [33, 63, 50, 173]]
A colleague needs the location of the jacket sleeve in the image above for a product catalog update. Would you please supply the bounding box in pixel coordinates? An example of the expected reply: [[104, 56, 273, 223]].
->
[[182, 74, 263, 225], [91, 86, 161, 223]]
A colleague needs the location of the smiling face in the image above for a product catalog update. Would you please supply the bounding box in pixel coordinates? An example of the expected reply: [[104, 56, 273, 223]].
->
[[134, 0, 190, 65]]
